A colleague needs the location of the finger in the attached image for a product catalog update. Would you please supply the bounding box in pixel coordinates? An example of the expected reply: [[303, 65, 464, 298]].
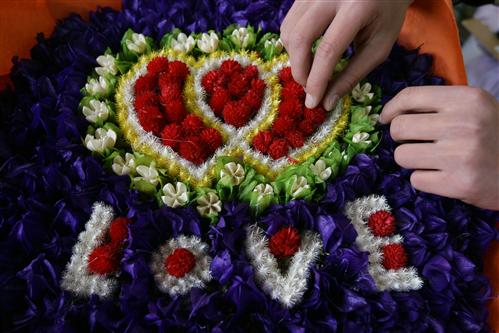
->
[[389, 113, 443, 142], [322, 40, 391, 110], [394, 143, 441, 170], [280, 2, 307, 43], [380, 86, 458, 124], [305, 9, 366, 109], [410, 170, 455, 198], [284, 6, 336, 86]]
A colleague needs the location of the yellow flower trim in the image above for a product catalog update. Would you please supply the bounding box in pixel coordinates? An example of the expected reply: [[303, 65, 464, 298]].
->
[[115, 49, 351, 187]]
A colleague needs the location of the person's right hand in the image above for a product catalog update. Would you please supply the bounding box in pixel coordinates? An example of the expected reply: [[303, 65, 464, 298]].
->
[[280, 0, 412, 111]]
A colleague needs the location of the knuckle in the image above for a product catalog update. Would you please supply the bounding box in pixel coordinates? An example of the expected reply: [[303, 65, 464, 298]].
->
[[315, 39, 338, 60], [466, 87, 488, 104], [289, 31, 308, 49]]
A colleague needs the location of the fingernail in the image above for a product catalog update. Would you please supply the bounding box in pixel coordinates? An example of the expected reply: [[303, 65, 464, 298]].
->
[[305, 94, 318, 109], [324, 94, 339, 111]]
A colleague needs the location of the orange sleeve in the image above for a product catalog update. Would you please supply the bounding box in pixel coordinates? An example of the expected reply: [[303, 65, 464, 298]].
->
[[399, 1, 498, 329]]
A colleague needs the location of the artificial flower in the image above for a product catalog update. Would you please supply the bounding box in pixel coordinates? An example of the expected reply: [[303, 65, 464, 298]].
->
[[230, 27, 256, 49], [161, 182, 189, 208], [134, 165, 160, 186], [352, 132, 372, 145], [85, 76, 112, 97], [196, 192, 222, 217], [310, 159, 332, 181], [111, 153, 136, 176], [171, 32, 196, 53], [219, 162, 245, 186], [95, 54, 117, 76], [125, 32, 148, 54], [197, 32, 219, 53], [289, 175, 310, 199], [82, 99, 110, 124], [352, 82, 374, 103], [84, 128, 117, 153]]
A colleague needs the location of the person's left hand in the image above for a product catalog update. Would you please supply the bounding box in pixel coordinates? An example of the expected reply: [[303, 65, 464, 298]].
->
[[380, 86, 499, 210]]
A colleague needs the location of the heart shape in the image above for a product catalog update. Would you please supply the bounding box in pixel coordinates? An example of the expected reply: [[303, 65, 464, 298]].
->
[[245, 224, 322, 307], [116, 50, 350, 187]]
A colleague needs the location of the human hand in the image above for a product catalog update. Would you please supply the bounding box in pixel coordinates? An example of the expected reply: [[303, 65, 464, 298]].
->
[[280, 0, 411, 111], [380, 86, 499, 210]]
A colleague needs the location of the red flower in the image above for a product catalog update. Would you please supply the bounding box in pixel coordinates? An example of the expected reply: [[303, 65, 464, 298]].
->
[[268, 138, 289, 159], [147, 56, 169, 74], [134, 92, 158, 112], [182, 114, 205, 135], [201, 70, 219, 94], [220, 59, 242, 76], [285, 130, 305, 148], [209, 88, 230, 116], [161, 123, 184, 149], [278, 99, 303, 120], [200, 128, 223, 154], [368, 210, 396, 237], [228, 72, 249, 98], [303, 107, 327, 125], [272, 116, 296, 136], [298, 119, 316, 136], [163, 100, 188, 124], [137, 105, 165, 135], [381, 244, 408, 270], [252, 130, 274, 153], [281, 81, 305, 101], [178, 137, 206, 165], [168, 60, 190, 81], [223, 101, 253, 128], [135, 74, 157, 95], [158, 71, 180, 88], [108, 217, 130, 245], [159, 83, 181, 103], [87, 244, 120, 275], [165, 248, 196, 278], [250, 78, 266, 94], [278, 67, 293, 84], [268, 226, 301, 259], [242, 89, 264, 111], [243, 65, 258, 80]]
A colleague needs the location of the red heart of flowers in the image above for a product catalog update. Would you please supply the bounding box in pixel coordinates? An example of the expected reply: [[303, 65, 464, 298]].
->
[[201, 59, 266, 128], [87, 217, 131, 275], [252, 67, 329, 160], [133, 57, 224, 165]]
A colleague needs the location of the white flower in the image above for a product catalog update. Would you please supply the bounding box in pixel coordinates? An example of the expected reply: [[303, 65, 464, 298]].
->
[[150, 235, 212, 296], [112, 153, 136, 176], [126, 33, 148, 54], [84, 128, 117, 153], [310, 159, 332, 181], [134, 165, 160, 186], [197, 32, 219, 53], [368, 114, 380, 126], [161, 182, 189, 208], [231, 27, 252, 48], [352, 82, 374, 103], [82, 99, 110, 123], [171, 33, 196, 54], [220, 162, 245, 185], [196, 192, 222, 216], [253, 183, 274, 202], [95, 54, 117, 76], [290, 175, 310, 198], [352, 132, 372, 145], [264, 38, 283, 53], [85, 76, 110, 96]]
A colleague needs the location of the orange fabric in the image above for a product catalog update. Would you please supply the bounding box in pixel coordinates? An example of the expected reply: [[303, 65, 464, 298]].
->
[[0, 0, 121, 75], [399, 0, 467, 85], [0, 0, 497, 330]]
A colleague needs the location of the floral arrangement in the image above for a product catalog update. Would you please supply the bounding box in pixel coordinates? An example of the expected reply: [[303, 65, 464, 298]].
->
[[0, 1, 497, 332]]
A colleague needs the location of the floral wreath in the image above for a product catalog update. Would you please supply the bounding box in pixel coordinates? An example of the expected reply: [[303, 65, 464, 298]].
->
[[0, 2, 497, 332], [80, 25, 382, 220]]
